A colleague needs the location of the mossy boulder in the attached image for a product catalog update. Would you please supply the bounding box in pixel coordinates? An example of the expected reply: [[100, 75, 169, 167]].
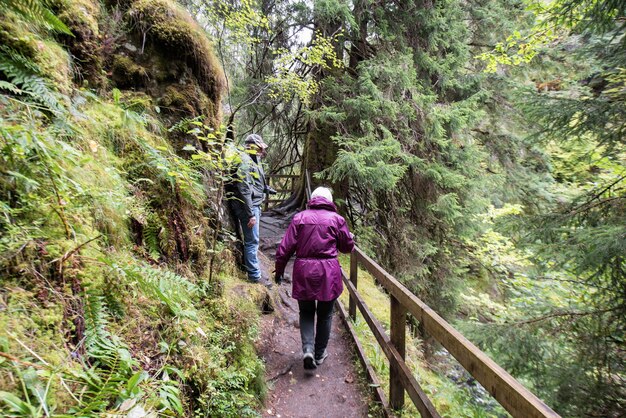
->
[[127, 0, 225, 102], [158, 83, 214, 118], [0, 19, 40, 58], [60, 0, 226, 128], [111, 54, 149, 88], [55, 0, 105, 87], [0, 17, 72, 94]]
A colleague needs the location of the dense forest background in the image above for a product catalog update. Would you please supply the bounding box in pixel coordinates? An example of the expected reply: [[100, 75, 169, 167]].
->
[[1, 0, 624, 417], [211, 0, 624, 415]]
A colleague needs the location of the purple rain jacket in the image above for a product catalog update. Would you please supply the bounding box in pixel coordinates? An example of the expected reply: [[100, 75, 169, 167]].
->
[[275, 196, 355, 301]]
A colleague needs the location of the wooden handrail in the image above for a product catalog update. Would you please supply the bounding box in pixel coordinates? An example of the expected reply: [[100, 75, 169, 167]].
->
[[336, 300, 390, 415], [264, 173, 299, 210], [342, 271, 440, 417], [267, 174, 299, 179], [347, 247, 561, 418], [296, 170, 557, 417]]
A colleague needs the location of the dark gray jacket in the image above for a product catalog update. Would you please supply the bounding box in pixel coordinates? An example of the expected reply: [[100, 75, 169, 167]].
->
[[226, 150, 266, 218]]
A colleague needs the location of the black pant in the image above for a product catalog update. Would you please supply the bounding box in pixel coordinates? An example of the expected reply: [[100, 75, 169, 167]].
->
[[298, 299, 336, 358]]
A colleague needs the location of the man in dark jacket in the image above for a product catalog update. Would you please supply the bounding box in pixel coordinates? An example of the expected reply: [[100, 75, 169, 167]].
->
[[227, 134, 271, 283]]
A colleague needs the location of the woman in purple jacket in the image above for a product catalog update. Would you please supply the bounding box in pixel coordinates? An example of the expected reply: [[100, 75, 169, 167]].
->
[[274, 187, 355, 369]]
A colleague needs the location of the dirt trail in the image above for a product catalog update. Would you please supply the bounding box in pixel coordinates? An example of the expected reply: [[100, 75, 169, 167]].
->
[[256, 212, 370, 418]]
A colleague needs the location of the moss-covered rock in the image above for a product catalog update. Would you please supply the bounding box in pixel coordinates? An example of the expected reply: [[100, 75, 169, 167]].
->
[[0, 19, 40, 58], [127, 0, 225, 100], [51, 0, 227, 127], [54, 0, 105, 87], [158, 83, 212, 117], [0, 17, 72, 94], [111, 53, 149, 88]]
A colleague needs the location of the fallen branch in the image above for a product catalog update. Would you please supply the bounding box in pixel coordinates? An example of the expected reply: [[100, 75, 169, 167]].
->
[[52, 234, 102, 275], [0, 352, 43, 369]]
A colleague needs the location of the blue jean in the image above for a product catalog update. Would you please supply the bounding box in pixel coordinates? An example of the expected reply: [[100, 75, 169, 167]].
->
[[238, 205, 261, 282], [298, 299, 336, 358]]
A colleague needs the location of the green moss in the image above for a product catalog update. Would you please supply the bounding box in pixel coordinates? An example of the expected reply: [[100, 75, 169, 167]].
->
[[156, 82, 219, 132], [158, 84, 199, 115], [0, 18, 72, 93], [118, 90, 153, 112], [0, 287, 66, 367], [55, 0, 104, 86], [39, 40, 72, 93], [0, 19, 39, 58], [127, 0, 224, 108], [55, 0, 101, 35], [111, 54, 149, 88]]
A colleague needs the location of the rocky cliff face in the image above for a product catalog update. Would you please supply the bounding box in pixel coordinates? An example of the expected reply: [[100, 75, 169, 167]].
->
[[0, 1, 266, 416], [58, 0, 224, 144]]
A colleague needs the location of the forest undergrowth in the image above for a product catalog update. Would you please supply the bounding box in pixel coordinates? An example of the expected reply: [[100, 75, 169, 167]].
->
[[0, 0, 268, 416]]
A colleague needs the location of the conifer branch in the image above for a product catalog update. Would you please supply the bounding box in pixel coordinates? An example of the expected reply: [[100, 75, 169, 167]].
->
[[509, 307, 621, 326]]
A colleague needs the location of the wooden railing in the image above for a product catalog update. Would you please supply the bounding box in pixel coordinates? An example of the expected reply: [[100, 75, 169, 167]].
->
[[297, 171, 557, 417], [264, 174, 298, 210], [336, 248, 561, 418]]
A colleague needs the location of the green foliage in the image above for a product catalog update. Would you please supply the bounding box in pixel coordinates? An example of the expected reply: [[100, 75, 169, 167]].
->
[[0, 0, 72, 34], [1, 2, 263, 416], [319, 52, 418, 190], [337, 260, 506, 417], [111, 261, 200, 319], [479, 0, 626, 72], [201, 0, 270, 45], [267, 31, 345, 105], [0, 46, 65, 113], [308, 0, 493, 320]]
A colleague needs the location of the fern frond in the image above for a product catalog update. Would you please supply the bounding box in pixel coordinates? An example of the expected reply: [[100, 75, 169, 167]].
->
[[143, 213, 163, 260], [84, 293, 135, 372], [111, 262, 199, 319], [0, 46, 64, 113], [0, 80, 23, 94], [0, 0, 72, 35]]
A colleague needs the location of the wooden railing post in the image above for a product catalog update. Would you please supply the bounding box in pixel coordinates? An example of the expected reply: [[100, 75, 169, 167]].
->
[[349, 251, 358, 321], [390, 295, 407, 411]]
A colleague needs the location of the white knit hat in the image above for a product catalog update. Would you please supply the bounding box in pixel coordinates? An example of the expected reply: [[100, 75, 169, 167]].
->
[[310, 187, 333, 202]]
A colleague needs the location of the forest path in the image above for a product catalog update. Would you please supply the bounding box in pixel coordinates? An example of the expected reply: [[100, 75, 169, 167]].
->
[[256, 211, 370, 418]]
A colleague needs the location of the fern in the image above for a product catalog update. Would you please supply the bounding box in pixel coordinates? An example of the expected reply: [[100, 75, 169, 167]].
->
[[63, 294, 135, 415], [110, 261, 199, 319], [84, 294, 135, 371], [143, 213, 164, 260], [0, 46, 64, 113], [0, 0, 72, 35], [0, 80, 22, 94]]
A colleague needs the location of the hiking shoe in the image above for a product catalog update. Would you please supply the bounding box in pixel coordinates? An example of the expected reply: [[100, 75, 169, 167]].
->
[[303, 352, 317, 370], [251, 275, 273, 289], [259, 276, 273, 289], [315, 350, 329, 366]]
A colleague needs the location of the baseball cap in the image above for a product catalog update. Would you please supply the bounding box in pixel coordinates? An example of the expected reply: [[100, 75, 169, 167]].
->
[[244, 134, 268, 150]]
